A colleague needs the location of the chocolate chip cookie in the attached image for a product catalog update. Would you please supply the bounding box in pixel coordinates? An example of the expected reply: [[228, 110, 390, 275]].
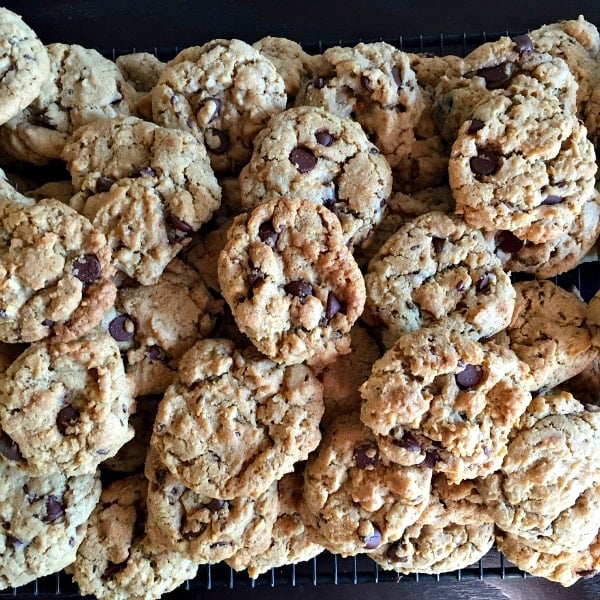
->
[[238, 105, 392, 248], [218, 197, 366, 366]]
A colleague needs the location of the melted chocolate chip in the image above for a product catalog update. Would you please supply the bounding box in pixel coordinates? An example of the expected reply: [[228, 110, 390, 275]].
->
[[284, 279, 313, 303], [147, 346, 166, 362], [455, 364, 483, 390], [476, 273, 490, 292], [313, 77, 327, 89], [258, 221, 279, 247], [363, 526, 382, 549], [205, 128, 230, 154], [102, 561, 128, 580], [205, 499, 225, 511], [467, 118, 485, 134], [421, 449, 440, 468], [456, 280, 466, 292], [0, 432, 23, 462], [470, 150, 500, 176], [315, 129, 333, 146], [325, 292, 345, 320], [248, 267, 265, 288], [7, 534, 25, 550], [56, 405, 80, 435], [72, 254, 102, 284], [541, 195, 563, 205], [476, 62, 514, 89], [395, 431, 422, 453], [108, 314, 135, 342], [386, 541, 408, 562], [495, 230, 524, 254], [95, 177, 116, 193], [197, 97, 221, 123], [289, 146, 317, 173], [353, 444, 380, 469], [361, 75, 374, 92], [391, 65, 403, 86], [432, 237, 445, 254], [130, 166, 156, 178], [166, 215, 194, 242], [43, 495, 65, 524], [513, 34, 533, 53]]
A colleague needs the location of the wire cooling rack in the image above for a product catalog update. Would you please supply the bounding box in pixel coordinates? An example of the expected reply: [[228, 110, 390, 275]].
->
[[2, 29, 599, 598]]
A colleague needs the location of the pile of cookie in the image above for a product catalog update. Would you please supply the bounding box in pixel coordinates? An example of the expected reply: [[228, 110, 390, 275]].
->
[[0, 5, 599, 597]]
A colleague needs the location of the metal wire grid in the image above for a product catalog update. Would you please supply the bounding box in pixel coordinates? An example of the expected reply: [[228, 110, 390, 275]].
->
[[2, 29, 599, 598]]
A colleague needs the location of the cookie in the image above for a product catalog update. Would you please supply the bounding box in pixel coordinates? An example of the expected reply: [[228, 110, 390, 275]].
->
[[229, 468, 324, 577], [28, 179, 75, 204], [67, 473, 198, 600], [0, 198, 116, 343], [217, 197, 366, 366], [492, 192, 600, 278], [478, 391, 600, 553], [151, 338, 323, 499], [302, 412, 431, 557], [0, 42, 136, 165], [319, 324, 380, 428], [364, 211, 515, 349], [152, 38, 286, 174], [145, 447, 278, 564], [116, 52, 165, 93], [372, 475, 495, 574], [300, 42, 424, 167], [0, 462, 100, 590], [238, 105, 392, 248], [62, 115, 221, 285], [0, 332, 134, 476], [0, 7, 50, 126], [360, 326, 531, 482], [449, 92, 597, 244], [491, 280, 597, 391]]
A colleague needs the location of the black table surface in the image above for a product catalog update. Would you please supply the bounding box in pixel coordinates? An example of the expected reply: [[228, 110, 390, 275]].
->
[[1, 1, 600, 599]]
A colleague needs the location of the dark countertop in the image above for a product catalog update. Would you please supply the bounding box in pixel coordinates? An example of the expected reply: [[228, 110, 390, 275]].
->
[[1, 2, 599, 599]]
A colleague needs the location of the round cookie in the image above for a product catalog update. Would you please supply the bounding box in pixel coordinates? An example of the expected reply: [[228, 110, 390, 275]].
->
[[360, 326, 531, 482], [145, 447, 278, 564], [372, 475, 495, 574], [151, 338, 324, 499], [364, 211, 515, 349], [62, 115, 221, 285], [0, 462, 100, 590], [478, 391, 600, 553], [218, 197, 366, 366], [152, 38, 286, 174], [227, 469, 323, 576], [449, 92, 597, 244], [238, 105, 392, 248], [299, 41, 424, 167], [0, 7, 50, 126], [67, 473, 197, 600], [302, 412, 432, 557], [0, 332, 134, 476], [0, 198, 117, 343], [0, 42, 136, 165], [491, 280, 597, 391]]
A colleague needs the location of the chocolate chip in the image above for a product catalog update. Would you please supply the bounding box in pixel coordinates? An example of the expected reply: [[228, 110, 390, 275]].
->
[[108, 314, 135, 342], [258, 220, 279, 247], [394, 431, 422, 453], [386, 541, 408, 562], [284, 279, 313, 303], [205, 499, 225, 511], [421, 449, 440, 468], [362, 526, 382, 549], [361, 75, 374, 92], [432, 237, 445, 254], [42, 319, 55, 327], [456, 281, 466, 292], [102, 561, 127, 580], [7, 534, 25, 550], [475, 62, 514, 89], [248, 267, 265, 289], [182, 528, 206, 540], [391, 65, 403, 86], [467, 118, 485, 134], [130, 166, 156, 178], [205, 128, 230, 154], [72, 254, 102, 284], [313, 77, 327, 89], [147, 346, 166, 362], [476, 273, 490, 292], [0, 432, 23, 462], [289, 146, 317, 173], [43, 495, 65, 524], [541, 195, 563, 205], [325, 292, 345, 321], [470, 150, 500, 176], [353, 444, 380, 469], [315, 129, 333, 146], [0, 309, 7, 319], [455, 364, 483, 390], [95, 177, 116, 193], [197, 97, 221, 123], [513, 34, 533, 53], [495, 230, 524, 254], [166, 215, 194, 242], [56, 405, 80, 435]]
